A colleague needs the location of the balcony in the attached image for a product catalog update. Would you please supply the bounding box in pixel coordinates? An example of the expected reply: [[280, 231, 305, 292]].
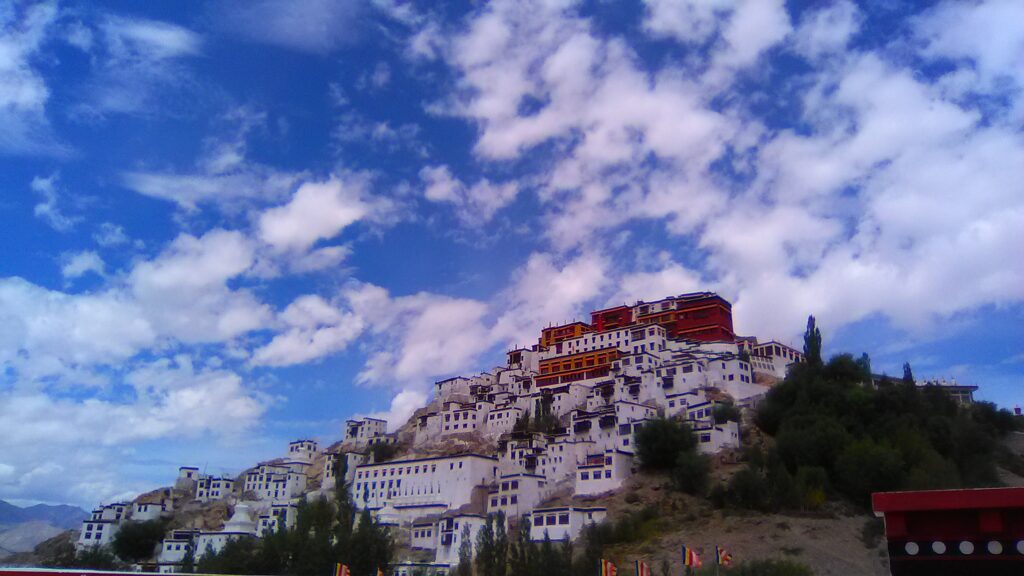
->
[[599, 415, 616, 429], [574, 420, 592, 433]]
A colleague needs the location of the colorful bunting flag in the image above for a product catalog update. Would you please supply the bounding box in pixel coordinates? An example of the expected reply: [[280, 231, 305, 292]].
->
[[682, 546, 702, 569], [601, 558, 618, 576], [716, 546, 733, 567], [634, 559, 651, 576]]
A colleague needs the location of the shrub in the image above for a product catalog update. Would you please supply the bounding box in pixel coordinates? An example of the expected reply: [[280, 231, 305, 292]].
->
[[673, 451, 711, 495]]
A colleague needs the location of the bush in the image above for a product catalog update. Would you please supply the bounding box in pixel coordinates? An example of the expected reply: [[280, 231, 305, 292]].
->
[[713, 402, 741, 424], [834, 440, 905, 505], [74, 545, 122, 570], [635, 418, 697, 471], [794, 467, 828, 510], [673, 451, 711, 495]]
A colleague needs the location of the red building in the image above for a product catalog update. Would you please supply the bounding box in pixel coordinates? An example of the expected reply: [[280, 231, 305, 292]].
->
[[872, 487, 1024, 576], [633, 292, 734, 342]]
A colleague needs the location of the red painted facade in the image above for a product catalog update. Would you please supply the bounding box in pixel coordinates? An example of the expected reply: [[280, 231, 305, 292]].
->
[[590, 306, 631, 333], [872, 487, 1024, 576]]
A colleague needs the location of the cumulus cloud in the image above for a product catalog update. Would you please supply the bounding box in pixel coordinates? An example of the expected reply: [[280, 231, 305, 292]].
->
[[420, 165, 519, 225], [425, 0, 1024, 347], [251, 295, 366, 367], [259, 177, 372, 252], [492, 252, 609, 346], [346, 283, 492, 388], [61, 250, 105, 279], [129, 229, 271, 343]]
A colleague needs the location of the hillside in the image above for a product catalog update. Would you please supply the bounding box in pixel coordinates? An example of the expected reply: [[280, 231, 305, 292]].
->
[[585, 472, 889, 576]]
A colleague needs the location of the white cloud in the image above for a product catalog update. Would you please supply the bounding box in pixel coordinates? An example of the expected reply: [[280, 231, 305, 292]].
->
[[121, 107, 304, 209], [609, 261, 705, 306], [31, 173, 79, 231], [420, 165, 519, 225], [642, 0, 734, 44], [251, 295, 365, 367], [366, 388, 428, 431], [492, 252, 609, 346], [129, 229, 271, 343], [259, 177, 372, 252], [792, 1, 861, 60], [93, 222, 135, 247], [73, 15, 203, 118], [0, 277, 155, 379], [61, 250, 105, 279], [346, 283, 492, 388], [210, 0, 365, 54], [0, 1, 66, 155]]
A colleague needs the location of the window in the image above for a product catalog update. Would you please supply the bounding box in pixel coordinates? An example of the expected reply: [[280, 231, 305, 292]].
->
[[581, 472, 589, 480], [605, 470, 612, 479], [559, 514, 569, 525]]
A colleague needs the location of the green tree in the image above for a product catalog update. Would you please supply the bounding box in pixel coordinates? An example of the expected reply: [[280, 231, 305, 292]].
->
[[856, 353, 872, 381], [508, 518, 538, 576], [902, 362, 914, 384], [74, 545, 122, 570], [712, 401, 741, 424], [803, 315, 822, 367], [635, 418, 698, 471], [351, 509, 393, 576], [835, 439, 905, 505], [180, 544, 196, 573], [455, 524, 473, 576], [111, 519, 166, 563]]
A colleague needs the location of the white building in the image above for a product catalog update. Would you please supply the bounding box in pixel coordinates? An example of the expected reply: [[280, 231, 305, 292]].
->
[[345, 418, 388, 448], [574, 451, 633, 496], [257, 502, 298, 536], [196, 476, 235, 503], [434, 513, 487, 566], [76, 503, 128, 549], [176, 466, 200, 490], [694, 421, 741, 454], [352, 454, 497, 523], [528, 506, 607, 541], [157, 528, 199, 573], [486, 473, 545, 519], [288, 439, 319, 462]]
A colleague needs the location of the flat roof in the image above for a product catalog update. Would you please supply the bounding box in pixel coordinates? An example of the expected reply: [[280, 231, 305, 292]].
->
[[355, 453, 498, 468], [532, 506, 607, 513], [873, 487, 1024, 514]]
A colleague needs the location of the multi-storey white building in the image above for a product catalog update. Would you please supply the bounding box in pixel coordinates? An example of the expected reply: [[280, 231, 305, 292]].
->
[[351, 454, 498, 524], [76, 503, 129, 549], [156, 528, 200, 573], [196, 476, 235, 503], [344, 418, 389, 449]]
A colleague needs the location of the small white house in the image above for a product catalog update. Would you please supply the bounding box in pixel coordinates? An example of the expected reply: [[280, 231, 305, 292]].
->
[[345, 418, 388, 448], [196, 476, 235, 503], [574, 451, 633, 496], [528, 506, 606, 542], [288, 439, 320, 462], [434, 513, 487, 565]]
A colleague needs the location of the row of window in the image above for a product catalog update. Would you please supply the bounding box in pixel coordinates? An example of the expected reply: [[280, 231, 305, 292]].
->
[[490, 495, 519, 507], [356, 461, 464, 480], [579, 469, 613, 481]]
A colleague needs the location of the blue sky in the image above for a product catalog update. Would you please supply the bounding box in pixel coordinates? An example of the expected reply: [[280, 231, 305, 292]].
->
[[1, 0, 1022, 508]]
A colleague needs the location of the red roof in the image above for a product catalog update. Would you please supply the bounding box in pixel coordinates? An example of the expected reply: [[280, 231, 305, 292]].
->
[[872, 487, 1024, 513]]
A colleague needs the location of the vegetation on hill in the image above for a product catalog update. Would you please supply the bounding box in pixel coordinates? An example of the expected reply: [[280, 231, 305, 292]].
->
[[703, 315, 1020, 511], [634, 418, 710, 496]]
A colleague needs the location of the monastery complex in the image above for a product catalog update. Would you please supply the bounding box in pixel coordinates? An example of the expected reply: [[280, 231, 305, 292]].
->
[[78, 291, 845, 574]]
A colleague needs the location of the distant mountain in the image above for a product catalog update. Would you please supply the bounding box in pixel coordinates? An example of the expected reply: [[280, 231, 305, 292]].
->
[[0, 499, 87, 530]]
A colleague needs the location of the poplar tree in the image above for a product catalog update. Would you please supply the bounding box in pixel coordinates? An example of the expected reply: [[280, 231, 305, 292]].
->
[[803, 315, 822, 367]]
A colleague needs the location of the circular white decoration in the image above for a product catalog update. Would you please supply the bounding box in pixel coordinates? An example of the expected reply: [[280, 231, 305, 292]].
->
[[959, 541, 974, 555], [1016, 540, 1024, 554], [988, 541, 1003, 554], [932, 541, 947, 554], [904, 542, 920, 555]]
